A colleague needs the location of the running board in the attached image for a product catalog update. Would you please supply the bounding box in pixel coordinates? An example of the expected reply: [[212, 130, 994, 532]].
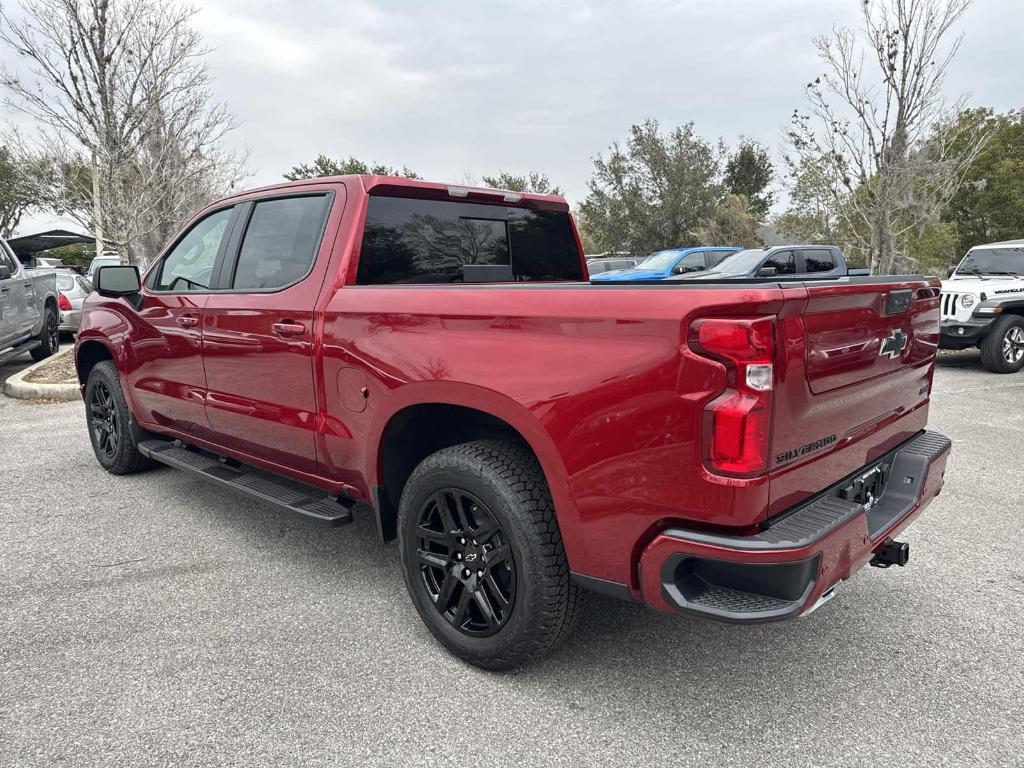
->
[[137, 439, 354, 527], [0, 339, 40, 366]]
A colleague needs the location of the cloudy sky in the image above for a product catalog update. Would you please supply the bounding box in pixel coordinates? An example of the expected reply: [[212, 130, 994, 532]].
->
[[9, 0, 1023, 235]]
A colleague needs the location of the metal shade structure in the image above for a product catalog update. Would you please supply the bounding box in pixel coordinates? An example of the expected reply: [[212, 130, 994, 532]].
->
[[7, 229, 94, 258]]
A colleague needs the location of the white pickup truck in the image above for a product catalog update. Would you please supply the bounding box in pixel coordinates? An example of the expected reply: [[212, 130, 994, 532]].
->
[[940, 239, 1024, 373], [0, 237, 61, 366]]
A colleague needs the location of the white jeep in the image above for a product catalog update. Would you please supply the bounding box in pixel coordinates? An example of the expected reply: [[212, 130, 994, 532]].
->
[[940, 239, 1024, 373]]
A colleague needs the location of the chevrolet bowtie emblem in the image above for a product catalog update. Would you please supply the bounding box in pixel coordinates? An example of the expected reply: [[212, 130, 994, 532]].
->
[[880, 329, 908, 359]]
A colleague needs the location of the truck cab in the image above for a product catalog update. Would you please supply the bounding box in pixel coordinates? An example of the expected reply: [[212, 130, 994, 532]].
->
[[0, 237, 61, 365]]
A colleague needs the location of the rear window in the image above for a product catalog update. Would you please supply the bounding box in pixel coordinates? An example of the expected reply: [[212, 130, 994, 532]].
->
[[356, 196, 583, 284], [804, 248, 836, 273], [56, 274, 75, 291]]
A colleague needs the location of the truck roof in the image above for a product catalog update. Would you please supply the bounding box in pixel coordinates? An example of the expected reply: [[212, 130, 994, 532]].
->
[[214, 174, 570, 212], [971, 239, 1024, 249]]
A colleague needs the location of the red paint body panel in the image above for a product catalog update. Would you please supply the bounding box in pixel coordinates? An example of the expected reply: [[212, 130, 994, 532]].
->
[[76, 174, 949, 607]]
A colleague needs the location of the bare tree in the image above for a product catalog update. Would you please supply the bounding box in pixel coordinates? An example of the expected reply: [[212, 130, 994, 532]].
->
[[786, 0, 988, 273], [0, 0, 247, 264]]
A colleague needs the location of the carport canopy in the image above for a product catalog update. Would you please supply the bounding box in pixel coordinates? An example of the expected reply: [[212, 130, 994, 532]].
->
[[7, 229, 93, 258]]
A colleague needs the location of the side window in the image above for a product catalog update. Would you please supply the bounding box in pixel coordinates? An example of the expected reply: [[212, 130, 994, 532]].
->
[[231, 195, 331, 291], [763, 250, 796, 275], [0, 248, 16, 275], [706, 249, 738, 269], [675, 251, 706, 273], [804, 248, 837, 273], [154, 208, 233, 292]]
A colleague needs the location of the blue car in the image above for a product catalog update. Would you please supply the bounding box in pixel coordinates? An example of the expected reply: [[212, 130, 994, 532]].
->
[[589, 246, 741, 282]]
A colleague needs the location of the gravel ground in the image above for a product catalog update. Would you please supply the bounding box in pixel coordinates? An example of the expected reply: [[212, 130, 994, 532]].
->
[[1, 350, 1022, 767]]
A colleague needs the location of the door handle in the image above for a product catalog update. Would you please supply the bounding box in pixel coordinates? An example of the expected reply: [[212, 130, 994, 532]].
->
[[175, 314, 200, 328], [272, 320, 306, 337]]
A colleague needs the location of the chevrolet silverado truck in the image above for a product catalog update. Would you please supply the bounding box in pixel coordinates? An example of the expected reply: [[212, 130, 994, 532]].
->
[[939, 239, 1024, 373], [0, 236, 60, 365], [75, 175, 951, 669]]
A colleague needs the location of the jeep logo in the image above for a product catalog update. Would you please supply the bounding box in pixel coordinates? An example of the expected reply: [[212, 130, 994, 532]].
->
[[880, 329, 908, 359]]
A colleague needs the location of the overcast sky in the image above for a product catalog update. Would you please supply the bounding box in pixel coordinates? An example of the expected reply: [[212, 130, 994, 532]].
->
[[9, 0, 1023, 236]]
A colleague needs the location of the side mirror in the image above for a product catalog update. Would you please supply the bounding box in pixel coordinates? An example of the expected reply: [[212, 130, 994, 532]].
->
[[757, 266, 778, 277], [0, 264, 11, 280], [95, 265, 141, 297], [671, 264, 686, 275]]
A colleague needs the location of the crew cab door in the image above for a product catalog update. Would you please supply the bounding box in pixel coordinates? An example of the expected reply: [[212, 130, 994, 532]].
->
[[0, 245, 20, 344], [0, 245, 37, 339], [201, 190, 339, 476], [129, 206, 236, 437]]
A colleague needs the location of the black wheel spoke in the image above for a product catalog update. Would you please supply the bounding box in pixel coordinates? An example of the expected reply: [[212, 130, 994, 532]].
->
[[432, 491, 458, 534], [453, 588, 472, 627], [483, 574, 510, 608], [417, 549, 448, 570], [435, 572, 458, 613], [472, 585, 498, 628], [483, 545, 510, 567], [417, 525, 450, 546]]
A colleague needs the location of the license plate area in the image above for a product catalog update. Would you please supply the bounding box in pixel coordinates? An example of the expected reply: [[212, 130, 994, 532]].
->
[[839, 463, 889, 510]]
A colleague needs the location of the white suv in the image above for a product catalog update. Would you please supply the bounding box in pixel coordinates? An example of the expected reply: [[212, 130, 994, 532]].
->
[[940, 239, 1024, 373]]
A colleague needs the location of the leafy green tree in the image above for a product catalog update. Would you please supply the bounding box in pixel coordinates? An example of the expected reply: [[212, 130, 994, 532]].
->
[[481, 171, 562, 195], [284, 154, 419, 181], [580, 120, 725, 256], [724, 140, 774, 219], [942, 108, 1024, 256], [692, 194, 762, 248]]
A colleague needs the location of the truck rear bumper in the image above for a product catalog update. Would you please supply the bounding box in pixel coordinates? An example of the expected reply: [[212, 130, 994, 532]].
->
[[637, 430, 951, 623]]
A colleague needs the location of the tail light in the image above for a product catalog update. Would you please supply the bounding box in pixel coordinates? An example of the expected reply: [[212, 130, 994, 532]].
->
[[691, 316, 775, 475], [58, 293, 72, 312]]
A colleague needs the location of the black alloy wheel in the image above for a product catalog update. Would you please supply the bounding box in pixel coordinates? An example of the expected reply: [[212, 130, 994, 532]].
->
[[415, 488, 516, 637], [89, 380, 120, 460]]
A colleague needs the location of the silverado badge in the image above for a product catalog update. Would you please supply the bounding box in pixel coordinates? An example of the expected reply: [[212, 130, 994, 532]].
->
[[880, 329, 908, 359]]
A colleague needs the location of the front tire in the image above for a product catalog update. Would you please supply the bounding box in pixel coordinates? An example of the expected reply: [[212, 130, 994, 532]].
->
[[29, 306, 59, 362], [980, 315, 1024, 373], [84, 361, 153, 474], [398, 440, 581, 670]]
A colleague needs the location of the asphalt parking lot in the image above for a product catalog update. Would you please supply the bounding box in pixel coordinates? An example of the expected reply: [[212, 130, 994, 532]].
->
[[1, 350, 1022, 767]]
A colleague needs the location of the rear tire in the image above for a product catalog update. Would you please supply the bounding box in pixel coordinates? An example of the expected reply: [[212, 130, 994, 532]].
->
[[84, 360, 154, 474], [979, 315, 1024, 373], [29, 306, 59, 362], [398, 440, 581, 670]]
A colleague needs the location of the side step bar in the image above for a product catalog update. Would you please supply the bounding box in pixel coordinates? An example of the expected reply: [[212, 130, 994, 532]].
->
[[138, 439, 354, 527], [0, 339, 40, 366]]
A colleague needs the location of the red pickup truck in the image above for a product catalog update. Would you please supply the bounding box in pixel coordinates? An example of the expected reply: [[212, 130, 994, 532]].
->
[[75, 175, 951, 669]]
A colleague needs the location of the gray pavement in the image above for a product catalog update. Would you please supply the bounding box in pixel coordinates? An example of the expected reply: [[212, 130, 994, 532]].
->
[[1, 350, 1022, 767]]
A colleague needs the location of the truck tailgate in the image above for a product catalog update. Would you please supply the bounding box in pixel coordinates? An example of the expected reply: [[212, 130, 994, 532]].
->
[[768, 277, 941, 517]]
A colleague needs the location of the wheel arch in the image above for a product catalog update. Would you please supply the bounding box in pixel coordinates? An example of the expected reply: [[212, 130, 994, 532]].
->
[[368, 383, 576, 550], [75, 338, 117, 387]]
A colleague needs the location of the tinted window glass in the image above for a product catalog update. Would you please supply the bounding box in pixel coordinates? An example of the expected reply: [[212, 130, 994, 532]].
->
[[155, 208, 232, 291], [804, 248, 836, 273], [357, 196, 583, 284], [232, 196, 331, 290], [763, 250, 796, 275], [674, 251, 706, 273]]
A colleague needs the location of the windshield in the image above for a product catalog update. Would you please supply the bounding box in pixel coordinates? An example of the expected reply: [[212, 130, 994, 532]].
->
[[637, 250, 683, 271], [956, 247, 1024, 276], [704, 248, 767, 276]]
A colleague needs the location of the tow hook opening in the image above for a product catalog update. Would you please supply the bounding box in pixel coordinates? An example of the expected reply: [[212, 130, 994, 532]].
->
[[870, 539, 910, 568]]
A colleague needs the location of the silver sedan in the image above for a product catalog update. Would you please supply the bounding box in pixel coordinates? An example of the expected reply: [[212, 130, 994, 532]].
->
[[54, 271, 93, 334]]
